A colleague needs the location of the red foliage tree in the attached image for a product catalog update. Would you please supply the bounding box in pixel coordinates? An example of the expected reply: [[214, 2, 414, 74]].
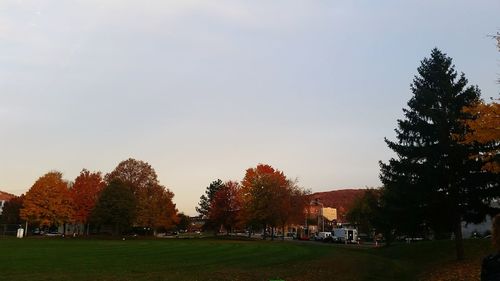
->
[[209, 181, 242, 234], [70, 169, 105, 234]]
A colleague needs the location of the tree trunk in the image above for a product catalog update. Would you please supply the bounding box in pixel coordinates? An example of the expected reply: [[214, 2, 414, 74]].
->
[[271, 227, 275, 241], [454, 219, 464, 260]]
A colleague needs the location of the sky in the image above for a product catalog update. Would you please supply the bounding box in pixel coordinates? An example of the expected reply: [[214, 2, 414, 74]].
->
[[1, 0, 499, 215]]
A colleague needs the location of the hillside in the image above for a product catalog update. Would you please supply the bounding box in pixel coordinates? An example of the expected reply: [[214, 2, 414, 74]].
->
[[309, 189, 366, 221]]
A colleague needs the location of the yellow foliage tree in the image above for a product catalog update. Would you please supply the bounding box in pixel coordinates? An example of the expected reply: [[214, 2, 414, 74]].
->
[[461, 101, 500, 172]]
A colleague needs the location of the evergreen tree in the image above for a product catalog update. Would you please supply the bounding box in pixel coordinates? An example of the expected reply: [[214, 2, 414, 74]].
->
[[196, 179, 224, 218], [196, 179, 224, 231], [380, 48, 499, 260]]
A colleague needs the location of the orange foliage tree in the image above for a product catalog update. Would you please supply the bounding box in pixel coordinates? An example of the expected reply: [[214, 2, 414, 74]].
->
[[135, 183, 178, 233], [208, 181, 242, 234], [241, 164, 308, 239], [461, 101, 500, 173], [70, 169, 105, 234], [105, 158, 178, 233], [20, 171, 73, 229]]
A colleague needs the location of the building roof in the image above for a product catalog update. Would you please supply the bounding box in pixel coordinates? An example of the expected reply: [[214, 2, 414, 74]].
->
[[0, 191, 16, 201]]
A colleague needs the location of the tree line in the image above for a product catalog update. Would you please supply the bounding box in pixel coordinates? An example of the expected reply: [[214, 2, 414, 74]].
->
[[1, 48, 497, 259], [1, 158, 178, 236], [197, 164, 310, 239]]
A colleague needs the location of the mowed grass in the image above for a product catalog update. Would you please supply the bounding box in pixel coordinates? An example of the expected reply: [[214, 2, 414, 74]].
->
[[0, 237, 493, 281]]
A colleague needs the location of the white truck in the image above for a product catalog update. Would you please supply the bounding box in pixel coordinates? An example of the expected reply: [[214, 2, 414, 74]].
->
[[331, 228, 358, 243], [315, 231, 332, 241]]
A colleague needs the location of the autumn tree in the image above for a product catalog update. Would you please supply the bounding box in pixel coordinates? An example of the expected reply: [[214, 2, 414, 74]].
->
[[105, 158, 158, 191], [105, 158, 178, 233], [20, 171, 74, 229], [135, 183, 178, 234], [0, 195, 24, 225], [460, 100, 500, 173], [196, 179, 224, 231], [380, 49, 499, 260], [90, 180, 136, 235], [240, 164, 307, 239], [241, 164, 285, 238], [70, 169, 105, 234], [279, 180, 309, 229], [209, 181, 242, 234]]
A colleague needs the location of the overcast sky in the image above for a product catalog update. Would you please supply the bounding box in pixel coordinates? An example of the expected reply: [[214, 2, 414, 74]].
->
[[1, 0, 498, 215]]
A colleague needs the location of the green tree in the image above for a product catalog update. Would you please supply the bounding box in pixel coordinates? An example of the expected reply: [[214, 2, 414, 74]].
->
[[345, 188, 396, 243], [0, 195, 24, 224], [346, 189, 379, 237], [176, 213, 191, 232], [380, 49, 499, 259], [196, 179, 224, 217], [105, 158, 177, 233], [91, 180, 136, 235]]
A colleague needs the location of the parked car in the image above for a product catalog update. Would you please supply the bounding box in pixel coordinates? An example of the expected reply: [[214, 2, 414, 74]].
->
[[45, 231, 62, 237], [32, 228, 44, 235]]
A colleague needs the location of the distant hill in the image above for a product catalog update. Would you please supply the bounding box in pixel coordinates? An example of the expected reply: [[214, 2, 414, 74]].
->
[[309, 189, 366, 221]]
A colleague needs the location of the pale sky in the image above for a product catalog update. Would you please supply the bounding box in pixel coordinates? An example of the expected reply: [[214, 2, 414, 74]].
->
[[1, 1, 499, 215]]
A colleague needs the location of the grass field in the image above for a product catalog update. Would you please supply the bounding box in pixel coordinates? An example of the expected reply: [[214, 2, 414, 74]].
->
[[0, 237, 493, 281]]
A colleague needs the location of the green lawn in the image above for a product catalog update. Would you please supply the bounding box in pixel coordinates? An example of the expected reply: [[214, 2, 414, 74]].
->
[[0, 237, 493, 281]]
